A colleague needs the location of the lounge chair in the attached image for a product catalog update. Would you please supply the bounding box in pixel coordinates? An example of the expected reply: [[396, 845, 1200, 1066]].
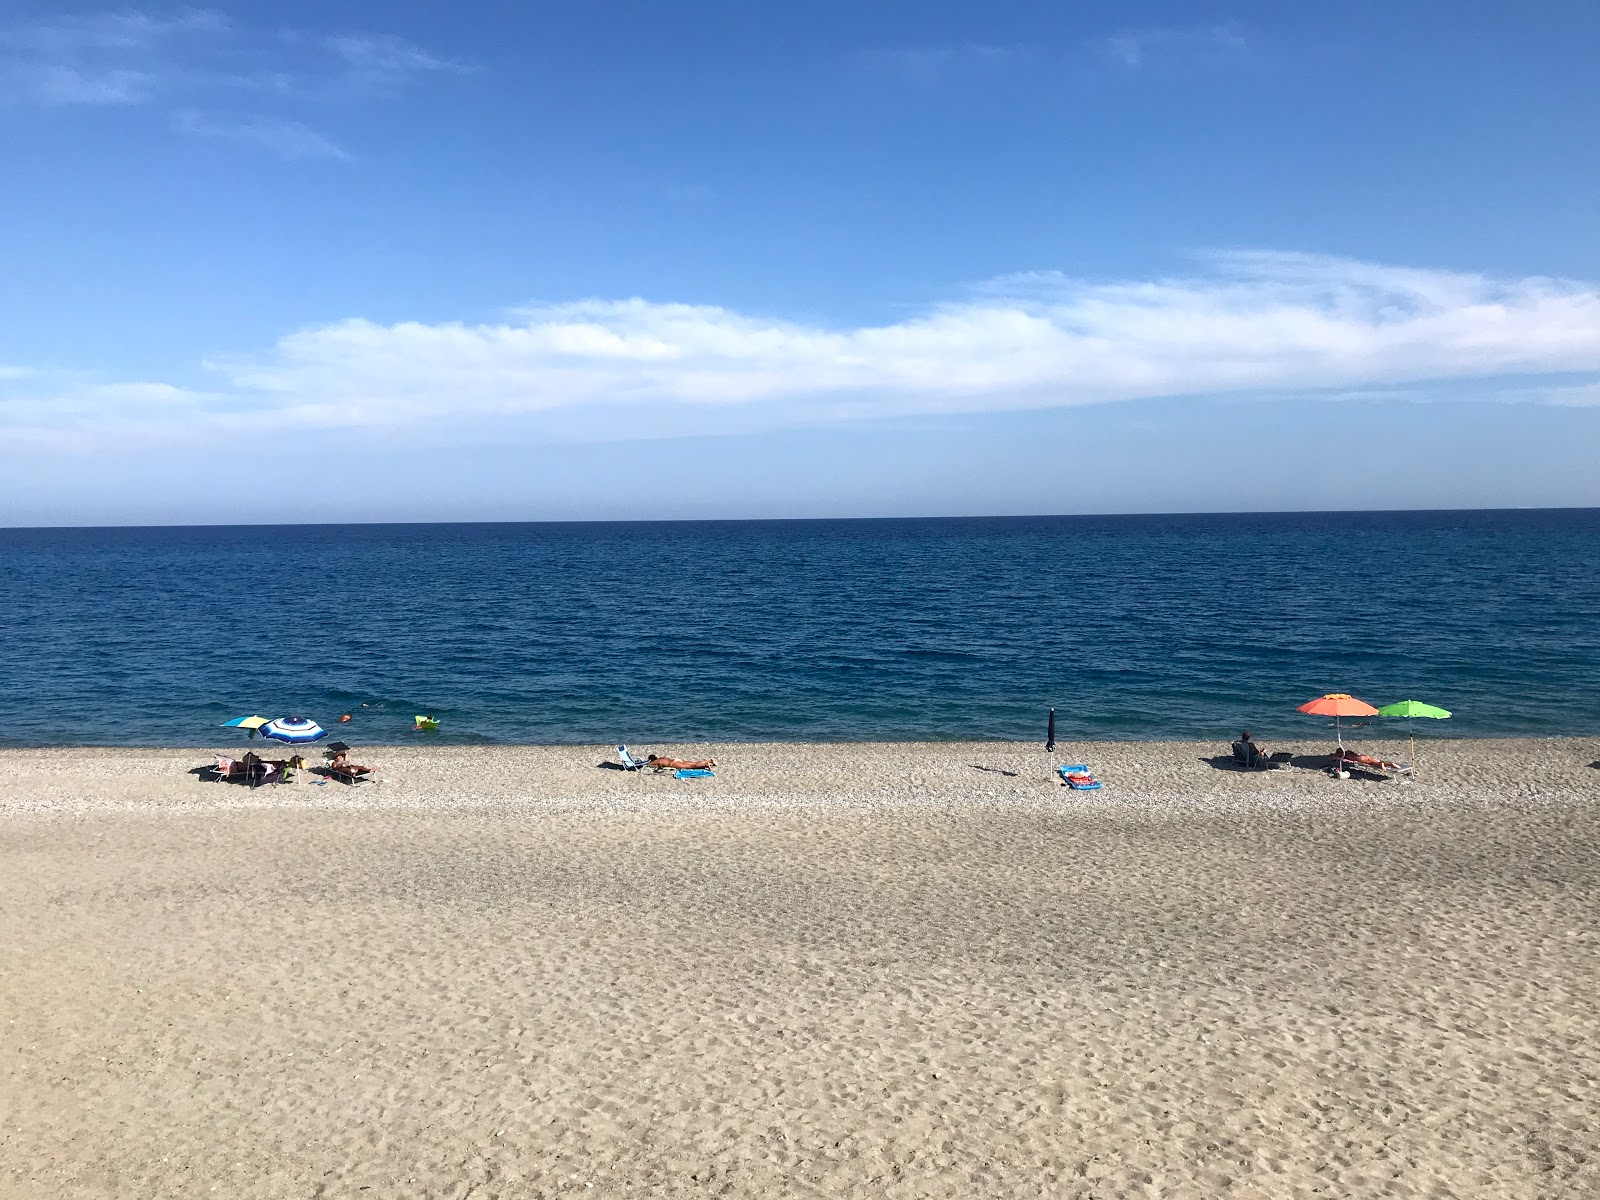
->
[[249, 758, 284, 788], [1332, 748, 1412, 778], [617, 745, 649, 771], [213, 755, 245, 784], [327, 759, 374, 785]]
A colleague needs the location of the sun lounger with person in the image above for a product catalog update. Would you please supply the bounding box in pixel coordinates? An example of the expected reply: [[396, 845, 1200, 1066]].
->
[[326, 750, 375, 784], [1332, 747, 1412, 777]]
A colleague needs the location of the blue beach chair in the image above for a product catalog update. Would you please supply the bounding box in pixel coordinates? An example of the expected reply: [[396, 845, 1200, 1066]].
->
[[617, 745, 648, 770]]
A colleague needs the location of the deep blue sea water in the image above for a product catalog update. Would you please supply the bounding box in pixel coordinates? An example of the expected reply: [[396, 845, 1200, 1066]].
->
[[1, 512, 1597, 746]]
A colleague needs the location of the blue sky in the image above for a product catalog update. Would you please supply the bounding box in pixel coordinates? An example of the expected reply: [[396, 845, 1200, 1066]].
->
[[2, 0, 1598, 524]]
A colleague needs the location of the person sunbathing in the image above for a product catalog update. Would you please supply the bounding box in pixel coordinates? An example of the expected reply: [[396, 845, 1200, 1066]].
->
[[1333, 748, 1399, 769], [646, 754, 716, 770]]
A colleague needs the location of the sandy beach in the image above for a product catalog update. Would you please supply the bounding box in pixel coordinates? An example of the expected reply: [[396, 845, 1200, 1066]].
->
[[3, 737, 1598, 1198]]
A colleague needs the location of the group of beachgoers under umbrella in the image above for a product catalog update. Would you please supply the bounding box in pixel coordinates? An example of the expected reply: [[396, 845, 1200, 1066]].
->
[[1045, 692, 1453, 780]]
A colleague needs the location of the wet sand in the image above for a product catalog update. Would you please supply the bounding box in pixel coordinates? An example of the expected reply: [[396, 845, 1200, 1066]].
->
[[3, 738, 1598, 1198]]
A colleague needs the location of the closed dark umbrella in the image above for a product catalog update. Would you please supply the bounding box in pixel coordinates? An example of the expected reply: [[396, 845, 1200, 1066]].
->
[[1045, 708, 1056, 753]]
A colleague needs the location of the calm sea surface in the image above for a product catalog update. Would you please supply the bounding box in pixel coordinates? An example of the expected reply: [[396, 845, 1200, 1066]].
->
[[1, 512, 1596, 746]]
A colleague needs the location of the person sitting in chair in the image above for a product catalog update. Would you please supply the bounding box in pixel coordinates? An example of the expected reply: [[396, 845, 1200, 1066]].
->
[[328, 750, 372, 776], [1234, 731, 1269, 768], [646, 754, 716, 770]]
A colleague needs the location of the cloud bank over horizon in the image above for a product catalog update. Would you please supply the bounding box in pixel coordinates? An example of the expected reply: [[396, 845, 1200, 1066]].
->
[[4, 251, 1600, 453]]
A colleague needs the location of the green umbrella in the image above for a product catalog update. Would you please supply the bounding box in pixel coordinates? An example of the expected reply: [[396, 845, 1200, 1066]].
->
[[1376, 700, 1451, 777]]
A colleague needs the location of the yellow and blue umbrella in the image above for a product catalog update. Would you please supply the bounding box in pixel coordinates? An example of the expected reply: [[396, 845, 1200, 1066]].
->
[[220, 715, 270, 739]]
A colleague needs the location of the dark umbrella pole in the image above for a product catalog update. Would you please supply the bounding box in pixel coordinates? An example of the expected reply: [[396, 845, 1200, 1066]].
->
[[1045, 707, 1056, 783]]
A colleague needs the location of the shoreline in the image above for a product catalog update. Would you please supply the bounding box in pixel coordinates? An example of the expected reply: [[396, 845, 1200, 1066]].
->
[[3, 729, 1595, 750]]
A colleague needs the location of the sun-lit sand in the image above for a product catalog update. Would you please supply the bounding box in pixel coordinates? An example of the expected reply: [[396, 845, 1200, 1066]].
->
[[3, 738, 1598, 1198]]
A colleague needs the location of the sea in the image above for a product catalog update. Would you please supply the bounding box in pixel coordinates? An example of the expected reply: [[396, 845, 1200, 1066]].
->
[[1, 511, 1597, 747]]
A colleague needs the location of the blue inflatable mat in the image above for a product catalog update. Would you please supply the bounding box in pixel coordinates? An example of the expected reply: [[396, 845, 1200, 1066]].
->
[[1057, 764, 1103, 790], [675, 768, 714, 779]]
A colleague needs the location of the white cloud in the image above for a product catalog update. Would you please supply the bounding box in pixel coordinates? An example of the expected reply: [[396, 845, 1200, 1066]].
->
[[0, 8, 225, 105], [1093, 23, 1252, 70], [3, 63, 157, 104], [5, 253, 1600, 449], [320, 32, 465, 80], [0, 10, 228, 56], [0, 9, 463, 153], [174, 109, 347, 159]]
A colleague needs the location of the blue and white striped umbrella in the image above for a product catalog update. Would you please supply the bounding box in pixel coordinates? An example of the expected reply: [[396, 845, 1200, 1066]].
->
[[259, 716, 328, 744]]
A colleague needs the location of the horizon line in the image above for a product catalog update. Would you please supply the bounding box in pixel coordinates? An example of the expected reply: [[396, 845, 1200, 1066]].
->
[[2, 504, 1596, 533]]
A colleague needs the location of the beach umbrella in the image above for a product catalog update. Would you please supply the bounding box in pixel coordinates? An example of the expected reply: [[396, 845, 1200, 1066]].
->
[[1376, 700, 1451, 777], [259, 716, 328, 744], [220, 715, 269, 739], [1046, 708, 1056, 753], [1296, 693, 1379, 752]]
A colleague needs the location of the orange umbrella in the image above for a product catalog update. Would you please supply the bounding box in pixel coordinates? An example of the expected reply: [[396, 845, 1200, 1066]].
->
[[1297, 693, 1379, 751]]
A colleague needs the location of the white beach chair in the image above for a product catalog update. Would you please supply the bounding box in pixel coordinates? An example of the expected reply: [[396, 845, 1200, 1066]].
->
[[617, 745, 648, 771], [1332, 749, 1413, 779]]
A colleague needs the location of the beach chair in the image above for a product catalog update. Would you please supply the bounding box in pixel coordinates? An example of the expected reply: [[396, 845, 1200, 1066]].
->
[[617, 745, 649, 771], [328, 762, 373, 785], [251, 760, 284, 788], [1231, 740, 1272, 769], [1332, 748, 1413, 779], [213, 755, 244, 784]]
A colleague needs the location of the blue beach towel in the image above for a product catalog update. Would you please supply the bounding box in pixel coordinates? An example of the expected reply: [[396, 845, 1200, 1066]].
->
[[674, 768, 714, 779]]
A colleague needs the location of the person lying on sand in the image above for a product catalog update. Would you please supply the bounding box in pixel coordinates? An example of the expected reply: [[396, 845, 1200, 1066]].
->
[[647, 755, 716, 770]]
